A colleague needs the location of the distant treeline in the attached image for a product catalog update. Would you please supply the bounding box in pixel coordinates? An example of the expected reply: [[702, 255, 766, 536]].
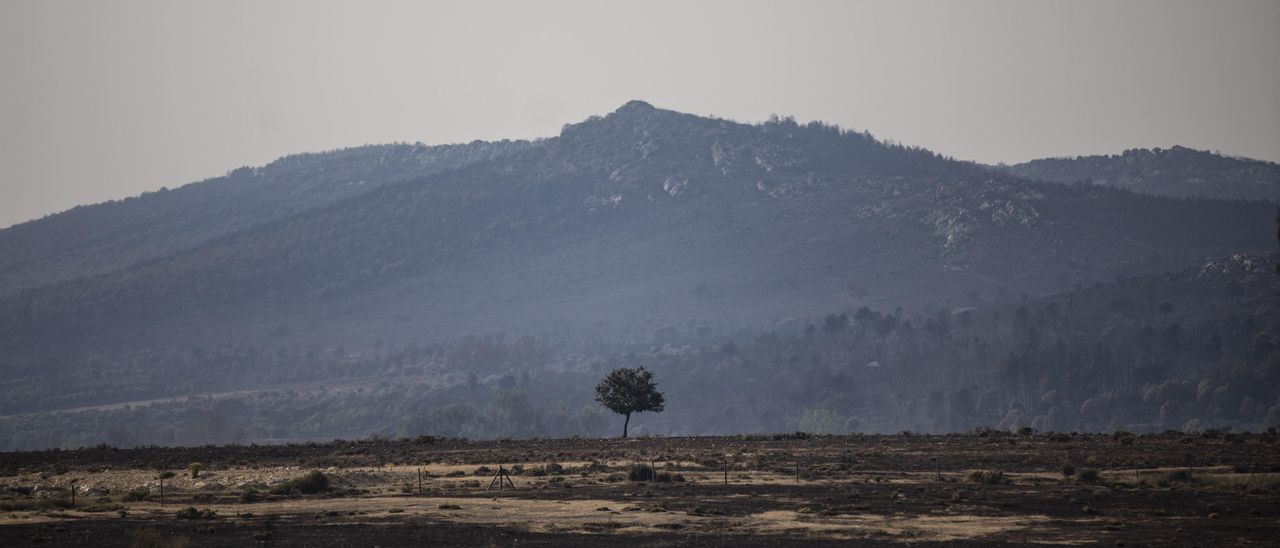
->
[[2, 255, 1275, 451]]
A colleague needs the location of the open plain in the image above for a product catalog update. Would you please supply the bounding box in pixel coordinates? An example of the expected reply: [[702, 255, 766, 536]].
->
[[1, 432, 1277, 546]]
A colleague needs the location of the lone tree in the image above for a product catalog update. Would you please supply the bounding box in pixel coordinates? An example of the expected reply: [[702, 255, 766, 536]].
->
[[595, 367, 665, 438]]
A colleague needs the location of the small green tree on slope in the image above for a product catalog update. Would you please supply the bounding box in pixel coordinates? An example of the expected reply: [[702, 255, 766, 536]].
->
[[595, 367, 665, 438]]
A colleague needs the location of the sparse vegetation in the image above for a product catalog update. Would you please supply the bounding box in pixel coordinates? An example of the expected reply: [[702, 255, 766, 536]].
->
[[626, 464, 656, 482], [122, 487, 150, 502], [968, 469, 1007, 484], [0, 434, 1275, 545], [174, 507, 217, 520], [270, 470, 331, 496]]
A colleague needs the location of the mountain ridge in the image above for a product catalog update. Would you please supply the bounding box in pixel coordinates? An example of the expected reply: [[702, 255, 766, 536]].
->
[[0, 139, 536, 297], [1, 102, 1272, 365], [1002, 145, 1280, 202]]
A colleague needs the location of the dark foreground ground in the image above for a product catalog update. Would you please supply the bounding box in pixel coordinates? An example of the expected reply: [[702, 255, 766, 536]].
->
[[2, 432, 1278, 546]]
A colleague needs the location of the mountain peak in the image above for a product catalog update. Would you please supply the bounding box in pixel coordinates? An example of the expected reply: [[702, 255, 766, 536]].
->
[[613, 99, 656, 114], [560, 99, 679, 140]]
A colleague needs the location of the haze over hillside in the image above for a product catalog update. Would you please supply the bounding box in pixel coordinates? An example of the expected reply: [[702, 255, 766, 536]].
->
[[0, 101, 1276, 450], [1004, 146, 1280, 202]]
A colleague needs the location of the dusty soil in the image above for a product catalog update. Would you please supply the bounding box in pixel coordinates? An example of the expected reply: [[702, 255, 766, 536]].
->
[[1, 432, 1278, 546]]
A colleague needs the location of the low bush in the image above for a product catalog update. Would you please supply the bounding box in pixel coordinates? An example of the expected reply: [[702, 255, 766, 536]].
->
[[968, 469, 1007, 484], [627, 464, 655, 482], [78, 503, 125, 513], [174, 507, 217, 520], [624, 464, 683, 482], [270, 471, 331, 496], [0, 498, 74, 512], [122, 487, 150, 502]]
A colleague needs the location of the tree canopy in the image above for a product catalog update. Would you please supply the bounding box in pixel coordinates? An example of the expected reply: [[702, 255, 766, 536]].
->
[[595, 367, 665, 438]]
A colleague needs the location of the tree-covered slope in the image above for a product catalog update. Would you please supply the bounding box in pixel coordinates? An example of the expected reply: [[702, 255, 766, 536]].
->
[[1, 102, 1272, 371], [1004, 146, 1280, 202], [0, 140, 533, 297]]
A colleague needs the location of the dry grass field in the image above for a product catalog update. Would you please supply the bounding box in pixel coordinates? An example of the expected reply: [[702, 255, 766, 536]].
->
[[1, 432, 1278, 546]]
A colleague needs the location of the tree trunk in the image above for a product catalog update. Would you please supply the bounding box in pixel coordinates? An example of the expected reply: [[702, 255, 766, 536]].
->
[[622, 412, 631, 438]]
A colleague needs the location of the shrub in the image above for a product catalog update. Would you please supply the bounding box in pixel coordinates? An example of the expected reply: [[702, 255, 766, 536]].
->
[[188, 463, 203, 478], [544, 463, 565, 475], [1077, 468, 1101, 483], [174, 507, 217, 520], [122, 487, 150, 502], [444, 470, 466, 478], [270, 471, 331, 495], [627, 464, 655, 481], [239, 489, 261, 503], [78, 503, 125, 513], [623, 463, 682, 482], [437, 503, 461, 510], [967, 469, 1007, 484], [473, 466, 491, 476], [1061, 464, 1076, 478], [0, 498, 73, 512]]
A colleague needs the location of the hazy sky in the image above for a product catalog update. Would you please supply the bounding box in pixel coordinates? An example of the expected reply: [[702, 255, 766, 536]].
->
[[2, 0, 1278, 228]]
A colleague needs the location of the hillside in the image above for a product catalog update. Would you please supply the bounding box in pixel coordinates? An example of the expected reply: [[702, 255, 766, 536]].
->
[[1, 253, 1275, 448], [0, 101, 1275, 429], [0, 140, 532, 297], [1003, 146, 1280, 202]]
